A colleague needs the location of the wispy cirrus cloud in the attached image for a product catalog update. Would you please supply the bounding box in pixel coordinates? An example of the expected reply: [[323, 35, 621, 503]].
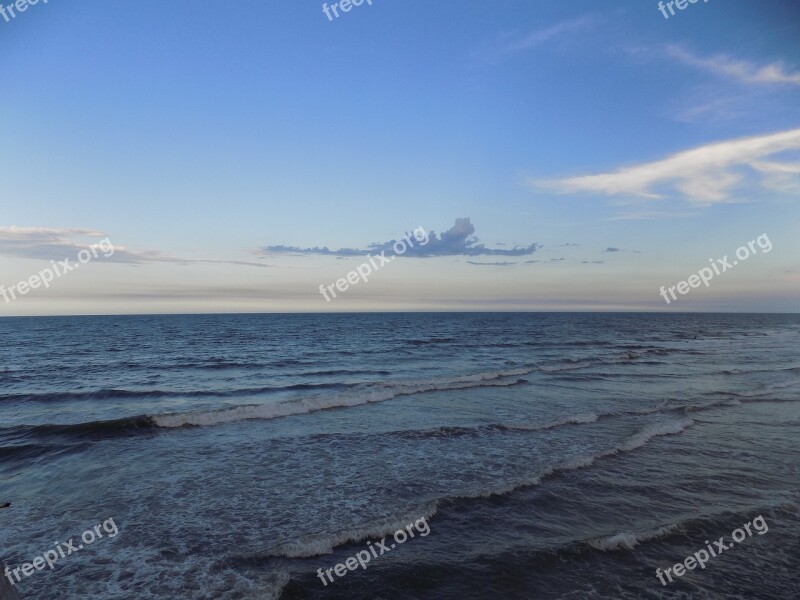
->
[[626, 45, 799, 124], [751, 159, 800, 194], [533, 128, 800, 204], [0, 226, 270, 268], [666, 46, 800, 86], [475, 15, 596, 62], [260, 218, 539, 258], [605, 209, 699, 221]]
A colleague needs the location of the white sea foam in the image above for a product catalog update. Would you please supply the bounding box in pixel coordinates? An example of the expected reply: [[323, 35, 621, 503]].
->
[[588, 524, 680, 551], [469, 417, 694, 499], [538, 359, 596, 373], [266, 418, 694, 559], [508, 412, 600, 432], [618, 418, 693, 452], [153, 368, 534, 428], [545, 412, 599, 427], [269, 503, 439, 558]]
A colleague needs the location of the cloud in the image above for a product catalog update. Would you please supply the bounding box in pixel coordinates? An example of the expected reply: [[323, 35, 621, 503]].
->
[[0, 227, 106, 260], [260, 218, 539, 258], [751, 159, 800, 194], [625, 45, 798, 124], [669, 90, 752, 124], [603, 247, 640, 254], [534, 128, 800, 203], [255, 244, 364, 257], [605, 210, 699, 221], [0, 226, 270, 268], [466, 261, 516, 267], [475, 15, 595, 62], [666, 46, 800, 86]]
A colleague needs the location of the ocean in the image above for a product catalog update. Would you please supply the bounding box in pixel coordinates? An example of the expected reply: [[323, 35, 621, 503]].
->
[[0, 313, 798, 599]]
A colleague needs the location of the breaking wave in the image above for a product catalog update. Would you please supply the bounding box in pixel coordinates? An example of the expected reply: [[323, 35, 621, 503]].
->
[[152, 369, 533, 428], [587, 524, 680, 551], [265, 418, 694, 559]]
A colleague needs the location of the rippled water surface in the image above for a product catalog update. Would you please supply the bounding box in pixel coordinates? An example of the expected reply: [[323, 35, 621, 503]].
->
[[1, 313, 798, 599]]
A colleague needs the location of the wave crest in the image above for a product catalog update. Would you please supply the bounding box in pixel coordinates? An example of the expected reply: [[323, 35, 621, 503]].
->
[[153, 369, 533, 428], [588, 524, 680, 551], [265, 418, 694, 558], [268, 503, 439, 558]]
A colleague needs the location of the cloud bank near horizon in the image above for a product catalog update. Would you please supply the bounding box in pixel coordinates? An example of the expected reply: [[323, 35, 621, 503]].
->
[[260, 218, 540, 258], [0, 226, 270, 268]]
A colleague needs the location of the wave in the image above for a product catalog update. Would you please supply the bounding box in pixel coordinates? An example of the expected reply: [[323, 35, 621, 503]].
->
[[4, 394, 734, 444], [537, 349, 697, 374], [511, 412, 600, 431], [5, 385, 751, 448], [13, 352, 775, 414], [264, 418, 695, 559], [587, 524, 680, 551], [394, 413, 600, 440], [395, 424, 502, 439], [703, 384, 800, 400], [6, 361, 761, 442], [152, 369, 533, 429], [2, 416, 159, 441], [0, 441, 91, 461], [252, 570, 290, 600], [727, 396, 800, 405], [425, 417, 694, 501], [0, 382, 347, 404], [394, 400, 726, 441], [619, 419, 692, 451], [547, 374, 609, 382], [404, 338, 456, 346], [294, 368, 394, 377], [538, 358, 598, 373], [364, 407, 706, 443], [172, 360, 270, 371], [296, 496, 800, 598], [268, 503, 439, 558], [720, 367, 800, 376], [585, 495, 799, 555]]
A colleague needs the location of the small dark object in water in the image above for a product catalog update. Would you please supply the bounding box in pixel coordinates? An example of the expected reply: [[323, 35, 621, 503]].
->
[[0, 502, 10, 509]]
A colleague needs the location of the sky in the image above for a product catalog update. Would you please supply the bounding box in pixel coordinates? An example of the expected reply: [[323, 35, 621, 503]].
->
[[1, 0, 799, 315]]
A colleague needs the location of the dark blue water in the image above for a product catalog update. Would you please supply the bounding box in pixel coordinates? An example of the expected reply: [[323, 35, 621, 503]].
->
[[1, 313, 798, 599]]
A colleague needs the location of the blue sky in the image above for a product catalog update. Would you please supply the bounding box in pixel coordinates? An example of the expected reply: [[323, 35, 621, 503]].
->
[[1, 0, 799, 314]]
